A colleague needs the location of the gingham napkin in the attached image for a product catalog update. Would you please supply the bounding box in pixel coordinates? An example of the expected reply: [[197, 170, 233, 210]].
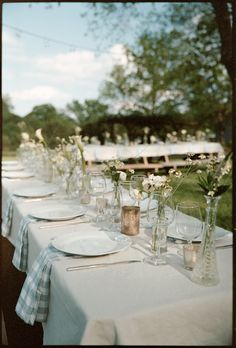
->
[[15, 244, 61, 325], [2, 195, 14, 236], [12, 215, 37, 272]]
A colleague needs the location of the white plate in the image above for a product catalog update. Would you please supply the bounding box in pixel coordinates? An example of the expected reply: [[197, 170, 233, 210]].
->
[[2, 171, 34, 179], [13, 185, 58, 198], [2, 160, 19, 166], [3, 165, 25, 172], [52, 231, 131, 256], [29, 204, 86, 221], [167, 228, 226, 242]]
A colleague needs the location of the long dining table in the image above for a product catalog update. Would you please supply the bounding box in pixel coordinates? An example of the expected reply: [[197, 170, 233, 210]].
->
[[1, 166, 233, 346]]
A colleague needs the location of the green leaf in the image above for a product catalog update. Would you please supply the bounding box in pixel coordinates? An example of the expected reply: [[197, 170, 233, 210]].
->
[[215, 185, 230, 196]]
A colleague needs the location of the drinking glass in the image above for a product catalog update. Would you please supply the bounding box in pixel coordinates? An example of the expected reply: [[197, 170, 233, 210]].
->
[[175, 201, 203, 244], [129, 174, 147, 207], [119, 180, 135, 206], [144, 193, 174, 266], [88, 172, 107, 222]]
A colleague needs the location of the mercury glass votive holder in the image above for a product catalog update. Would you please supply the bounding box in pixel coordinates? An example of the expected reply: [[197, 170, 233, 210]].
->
[[121, 206, 140, 236], [183, 244, 200, 270]]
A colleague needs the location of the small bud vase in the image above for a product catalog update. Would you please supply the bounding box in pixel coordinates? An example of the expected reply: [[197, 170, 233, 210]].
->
[[191, 195, 221, 286], [79, 172, 91, 204]]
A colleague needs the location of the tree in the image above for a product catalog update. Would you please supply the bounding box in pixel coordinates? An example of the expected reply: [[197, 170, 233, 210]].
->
[[66, 99, 109, 127], [210, 0, 233, 82], [84, 1, 233, 82], [2, 96, 22, 151], [100, 31, 185, 116], [85, 2, 232, 143], [24, 104, 77, 147]]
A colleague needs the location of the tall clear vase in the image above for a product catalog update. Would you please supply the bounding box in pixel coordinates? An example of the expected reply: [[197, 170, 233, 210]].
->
[[110, 183, 122, 231], [64, 169, 79, 200], [191, 195, 221, 286]]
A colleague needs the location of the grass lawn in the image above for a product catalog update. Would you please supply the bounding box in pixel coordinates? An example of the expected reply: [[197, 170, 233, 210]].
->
[[172, 173, 232, 231], [2, 151, 17, 161]]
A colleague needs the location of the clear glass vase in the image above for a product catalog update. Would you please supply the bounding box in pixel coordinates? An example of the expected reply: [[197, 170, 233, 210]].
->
[[145, 193, 174, 265], [191, 195, 221, 286], [78, 172, 91, 204], [109, 183, 122, 231], [64, 167, 80, 200]]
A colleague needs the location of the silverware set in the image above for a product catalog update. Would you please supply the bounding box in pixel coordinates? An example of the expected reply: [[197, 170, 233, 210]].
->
[[38, 217, 91, 229]]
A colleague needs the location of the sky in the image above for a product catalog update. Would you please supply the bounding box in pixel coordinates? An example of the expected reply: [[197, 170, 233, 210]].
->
[[2, 2, 165, 117]]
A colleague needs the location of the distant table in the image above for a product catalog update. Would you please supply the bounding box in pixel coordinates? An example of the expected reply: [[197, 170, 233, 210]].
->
[[84, 142, 224, 170]]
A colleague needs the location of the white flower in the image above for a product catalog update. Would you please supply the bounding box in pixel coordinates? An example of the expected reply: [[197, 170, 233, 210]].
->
[[83, 136, 89, 142], [153, 175, 167, 188], [186, 158, 192, 165], [133, 189, 143, 200], [181, 129, 187, 135], [118, 171, 127, 181], [75, 126, 81, 135], [174, 171, 182, 178], [21, 132, 30, 141], [208, 191, 215, 197], [35, 128, 44, 142], [197, 169, 202, 174], [143, 127, 150, 134], [150, 135, 157, 143], [74, 135, 84, 153], [198, 154, 206, 160], [168, 168, 175, 175]]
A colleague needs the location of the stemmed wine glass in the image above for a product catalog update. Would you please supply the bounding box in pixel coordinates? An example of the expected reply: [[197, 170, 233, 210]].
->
[[88, 172, 107, 222], [144, 192, 175, 266], [175, 201, 203, 245], [129, 174, 147, 207]]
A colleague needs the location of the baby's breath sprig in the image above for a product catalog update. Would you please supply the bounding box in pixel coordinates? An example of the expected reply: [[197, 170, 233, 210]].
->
[[102, 160, 134, 185], [196, 151, 232, 197]]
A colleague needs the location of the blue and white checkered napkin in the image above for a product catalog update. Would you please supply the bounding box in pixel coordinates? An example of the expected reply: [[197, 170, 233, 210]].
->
[[15, 244, 61, 325], [2, 195, 14, 237], [12, 215, 37, 272]]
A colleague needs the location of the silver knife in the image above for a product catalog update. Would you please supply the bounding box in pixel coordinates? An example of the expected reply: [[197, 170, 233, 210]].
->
[[66, 259, 142, 271]]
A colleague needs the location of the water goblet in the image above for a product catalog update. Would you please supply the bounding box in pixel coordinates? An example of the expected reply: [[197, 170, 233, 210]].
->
[[175, 201, 203, 245]]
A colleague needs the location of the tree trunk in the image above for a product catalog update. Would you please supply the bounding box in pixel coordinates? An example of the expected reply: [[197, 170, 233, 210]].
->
[[210, 1, 233, 83]]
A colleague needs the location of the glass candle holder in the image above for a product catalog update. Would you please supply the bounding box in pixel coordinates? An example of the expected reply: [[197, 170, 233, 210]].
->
[[183, 244, 200, 270], [121, 206, 140, 236]]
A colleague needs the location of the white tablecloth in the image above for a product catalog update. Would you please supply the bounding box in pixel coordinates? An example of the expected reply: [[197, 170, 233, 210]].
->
[[2, 175, 232, 345], [83, 142, 224, 161]]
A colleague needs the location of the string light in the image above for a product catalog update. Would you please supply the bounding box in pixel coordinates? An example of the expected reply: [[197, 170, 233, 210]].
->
[[3, 23, 126, 58]]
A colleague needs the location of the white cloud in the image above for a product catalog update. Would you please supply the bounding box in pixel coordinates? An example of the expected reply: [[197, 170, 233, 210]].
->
[[109, 44, 128, 65], [33, 44, 127, 83], [3, 43, 129, 115], [11, 85, 70, 102]]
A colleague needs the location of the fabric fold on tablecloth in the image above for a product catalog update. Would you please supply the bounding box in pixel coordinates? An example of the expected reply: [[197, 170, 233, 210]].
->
[[215, 232, 233, 248], [2, 194, 14, 236], [12, 215, 37, 272], [15, 244, 61, 325]]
